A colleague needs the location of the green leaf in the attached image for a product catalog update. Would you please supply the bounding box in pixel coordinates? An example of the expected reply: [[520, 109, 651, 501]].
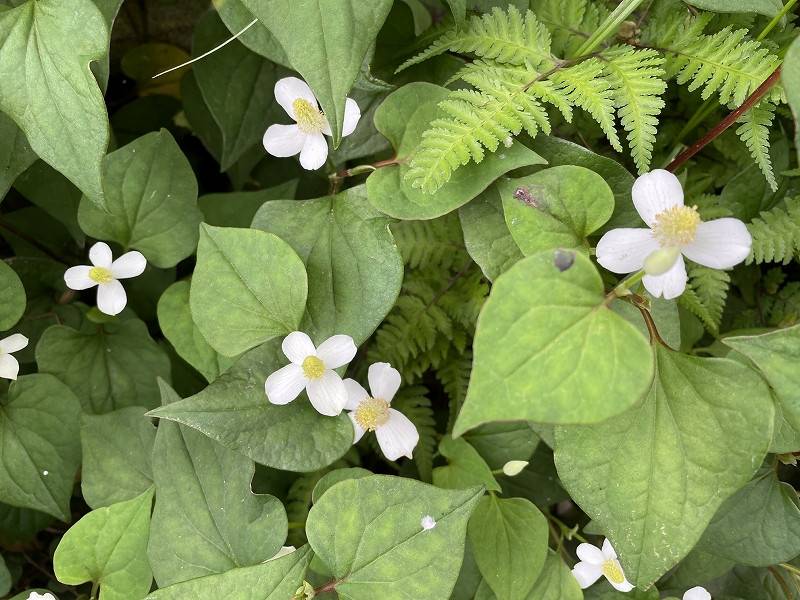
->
[[149, 380, 288, 586], [0, 0, 109, 201], [240, 0, 393, 144], [454, 250, 653, 433], [147, 340, 354, 472], [35, 320, 172, 414], [433, 437, 501, 492], [251, 185, 403, 344], [80, 407, 156, 509], [0, 113, 35, 201], [499, 166, 614, 255], [446, 0, 467, 23], [158, 281, 235, 383], [212, 0, 290, 67], [193, 12, 289, 170], [0, 259, 25, 330], [724, 326, 800, 453], [306, 475, 483, 599], [526, 552, 583, 600], [367, 82, 546, 220], [54, 488, 154, 600], [554, 346, 774, 588], [311, 467, 373, 503], [145, 545, 312, 600], [463, 422, 539, 470], [14, 161, 84, 244], [0, 374, 81, 521], [698, 469, 800, 567], [77, 129, 202, 268], [467, 496, 548, 600], [190, 225, 308, 357], [459, 187, 523, 282], [681, 0, 782, 16], [198, 180, 298, 228], [612, 294, 681, 350]]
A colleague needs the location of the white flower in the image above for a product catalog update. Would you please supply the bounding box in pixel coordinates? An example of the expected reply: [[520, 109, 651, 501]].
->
[[344, 362, 419, 461], [502, 460, 529, 476], [684, 587, 711, 600], [27, 593, 57, 600], [263, 77, 361, 171], [421, 515, 436, 530], [0, 333, 28, 381], [64, 242, 146, 316], [596, 170, 751, 300], [265, 331, 357, 416], [571, 539, 634, 593]]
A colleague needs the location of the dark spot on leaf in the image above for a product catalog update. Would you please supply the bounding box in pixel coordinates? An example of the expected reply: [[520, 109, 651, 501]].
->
[[553, 250, 575, 272], [514, 187, 542, 209]]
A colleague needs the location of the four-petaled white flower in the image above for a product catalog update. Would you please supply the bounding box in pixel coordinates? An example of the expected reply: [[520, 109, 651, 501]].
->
[[64, 242, 146, 316], [421, 515, 437, 530], [571, 539, 634, 593], [27, 593, 57, 600], [684, 586, 711, 600], [263, 77, 361, 171], [596, 170, 751, 299], [265, 331, 357, 416], [344, 362, 419, 461], [0, 333, 28, 381]]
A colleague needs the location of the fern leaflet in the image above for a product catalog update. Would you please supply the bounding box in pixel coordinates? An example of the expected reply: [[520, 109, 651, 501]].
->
[[736, 101, 777, 191], [678, 264, 730, 333], [747, 198, 800, 265]]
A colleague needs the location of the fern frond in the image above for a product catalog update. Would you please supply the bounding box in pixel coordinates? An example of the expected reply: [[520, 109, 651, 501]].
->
[[603, 46, 666, 173], [552, 58, 622, 152], [736, 101, 777, 191], [391, 214, 467, 271], [397, 6, 555, 73], [678, 264, 730, 333], [437, 351, 472, 432], [747, 198, 800, 265], [763, 282, 800, 327], [391, 386, 437, 481], [530, 0, 605, 57]]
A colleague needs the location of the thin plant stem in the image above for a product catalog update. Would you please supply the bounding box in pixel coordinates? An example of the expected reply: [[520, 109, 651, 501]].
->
[[576, 0, 648, 55], [758, 0, 798, 41]]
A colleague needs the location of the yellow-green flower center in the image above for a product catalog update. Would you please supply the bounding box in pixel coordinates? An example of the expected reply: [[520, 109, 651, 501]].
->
[[293, 98, 325, 133], [602, 559, 625, 585], [302, 356, 325, 379], [354, 397, 390, 431], [652, 205, 701, 247], [88, 266, 114, 284]]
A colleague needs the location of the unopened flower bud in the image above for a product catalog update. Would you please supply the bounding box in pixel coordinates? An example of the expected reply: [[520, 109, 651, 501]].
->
[[502, 460, 529, 476]]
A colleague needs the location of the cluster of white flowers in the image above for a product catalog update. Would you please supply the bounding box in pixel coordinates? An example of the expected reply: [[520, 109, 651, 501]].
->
[[266, 332, 419, 461], [571, 538, 710, 599]]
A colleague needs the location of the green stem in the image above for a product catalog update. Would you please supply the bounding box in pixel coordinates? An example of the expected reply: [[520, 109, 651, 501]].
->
[[612, 270, 646, 298], [758, 0, 798, 41], [90, 581, 100, 600], [576, 0, 648, 55]]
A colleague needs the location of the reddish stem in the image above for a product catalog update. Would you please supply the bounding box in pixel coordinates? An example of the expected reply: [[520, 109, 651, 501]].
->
[[666, 67, 782, 173]]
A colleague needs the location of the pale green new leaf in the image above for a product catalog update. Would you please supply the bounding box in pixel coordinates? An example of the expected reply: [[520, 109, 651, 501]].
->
[[35, 320, 172, 414], [78, 129, 203, 268], [0, 260, 25, 330], [0, 0, 109, 201], [54, 488, 154, 600], [555, 346, 774, 588], [306, 475, 483, 600], [0, 375, 81, 521], [190, 224, 308, 357], [81, 407, 156, 509], [240, 0, 393, 144], [454, 250, 653, 433], [433, 437, 501, 492], [251, 185, 403, 344], [145, 545, 312, 600], [498, 166, 614, 255]]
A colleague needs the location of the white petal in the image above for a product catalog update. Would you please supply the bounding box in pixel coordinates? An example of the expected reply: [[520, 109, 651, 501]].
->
[[89, 241, 113, 268], [96, 280, 127, 315], [643, 255, 687, 300], [267, 546, 296, 561], [576, 542, 606, 565], [0, 334, 28, 354], [64, 265, 97, 290], [596, 228, 659, 274], [263, 124, 305, 157], [348, 411, 366, 443], [368, 362, 402, 402], [684, 586, 711, 600], [608, 573, 635, 593], [306, 370, 347, 416], [341, 97, 362, 137], [683, 218, 752, 269], [601, 539, 618, 560], [274, 77, 318, 119], [316, 335, 357, 369], [344, 378, 369, 411], [571, 562, 603, 589], [632, 169, 684, 226], [376, 409, 419, 461], [0, 353, 19, 380], [265, 363, 307, 405], [111, 251, 146, 279], [281, 331, 316, 364], [299, 132, 328, 170]]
